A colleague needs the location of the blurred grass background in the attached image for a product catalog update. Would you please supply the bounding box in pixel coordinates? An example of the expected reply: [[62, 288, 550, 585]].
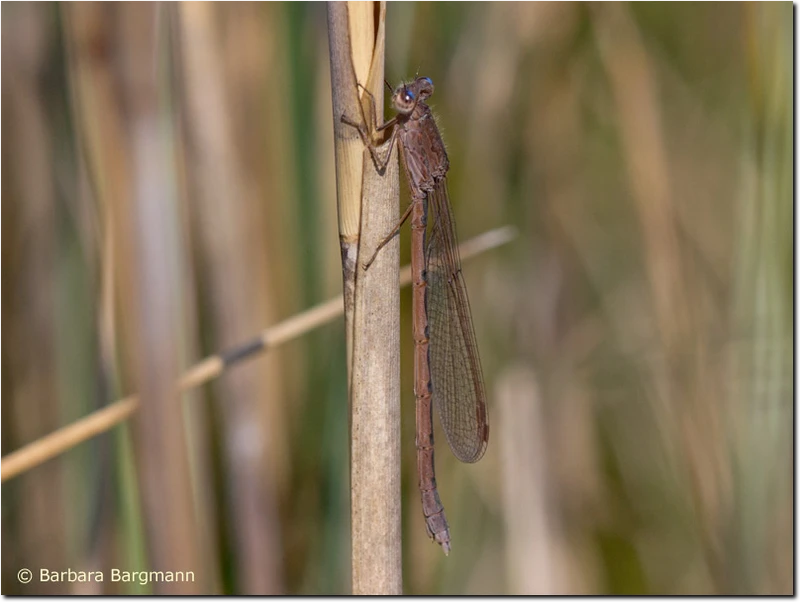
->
[[1, 1, 792, 595]]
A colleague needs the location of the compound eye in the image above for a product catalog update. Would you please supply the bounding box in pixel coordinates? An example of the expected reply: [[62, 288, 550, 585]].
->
[[404, 90, 415, 103], [422, 77, 433, 86]]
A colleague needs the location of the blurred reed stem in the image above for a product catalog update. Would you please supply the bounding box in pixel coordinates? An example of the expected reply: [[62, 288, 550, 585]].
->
[[729, 5, 792, 592], [63, 3, 149, 590], [176, 2, 284, 592], [0, 228, 515, 476], [116, 4, 204, 593], [84, 4, 205, 592], [1, 3, 67, 591]]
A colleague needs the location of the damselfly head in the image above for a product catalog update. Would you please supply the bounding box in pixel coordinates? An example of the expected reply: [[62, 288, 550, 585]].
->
[[392, 76, 435, 115], [392, 84, 417, 114], [408, 76, 434, 102], [415, 77, 434, 99]]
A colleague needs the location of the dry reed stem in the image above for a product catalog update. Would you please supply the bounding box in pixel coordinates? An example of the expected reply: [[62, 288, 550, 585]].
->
[[329, 2, 404, 592], [328, 1, 372, 379], [349, 155, 401, 593]]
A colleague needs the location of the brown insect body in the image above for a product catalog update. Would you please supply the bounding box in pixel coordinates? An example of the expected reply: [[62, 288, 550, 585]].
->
[[343, 77, 489, 555], [391, 83, 450, 194]]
